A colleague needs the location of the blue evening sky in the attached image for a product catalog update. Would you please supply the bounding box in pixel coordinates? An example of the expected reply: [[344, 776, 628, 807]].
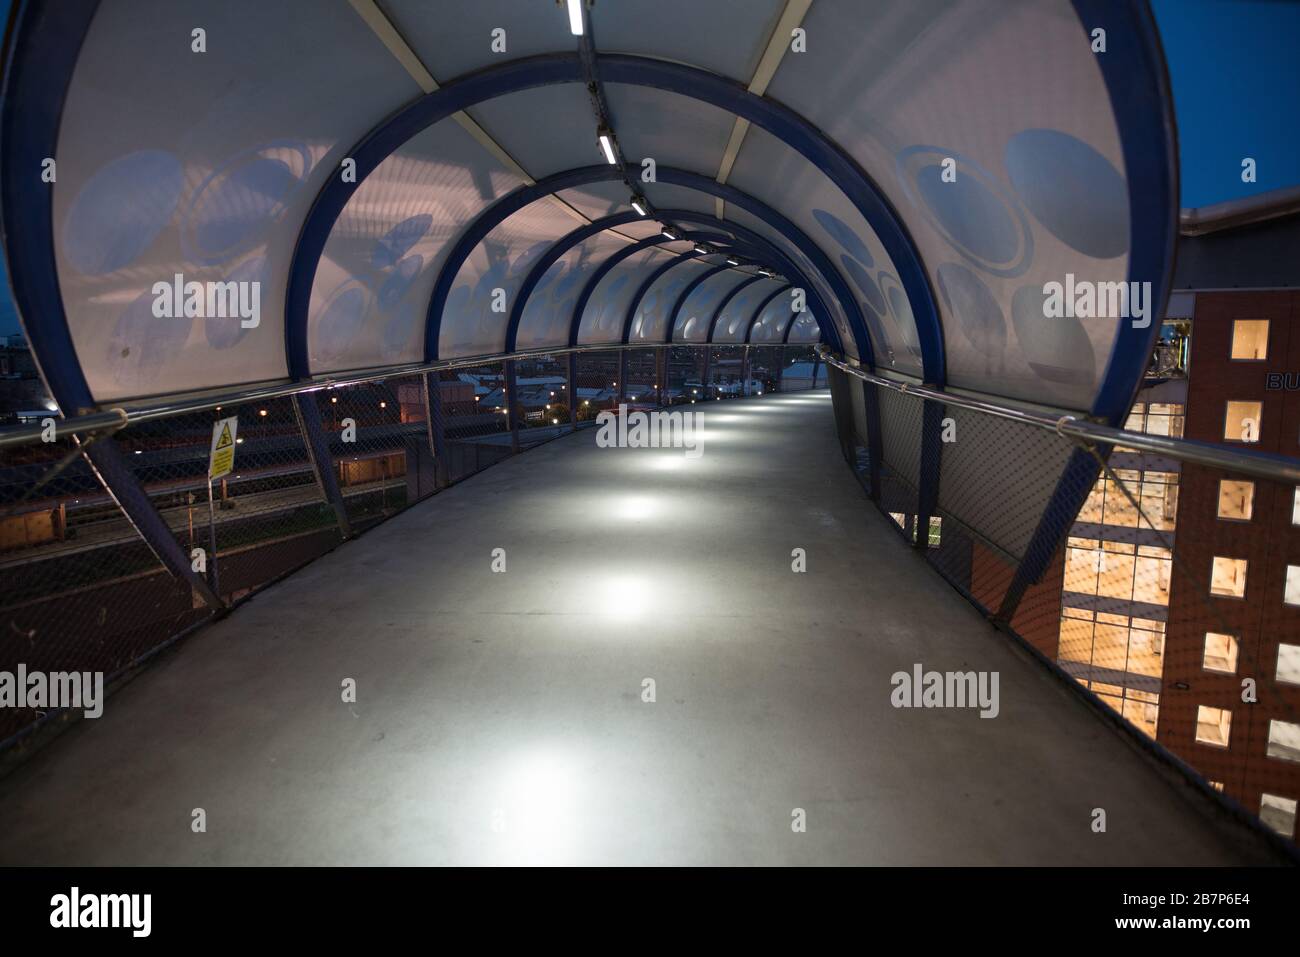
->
[[0, 1, 1296, 337], [1151, 0, 1300, 208]]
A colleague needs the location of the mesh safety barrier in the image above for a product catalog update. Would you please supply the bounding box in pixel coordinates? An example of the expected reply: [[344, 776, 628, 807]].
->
[[826, 357, 1300, 848], [4, 343, 1297, 848]]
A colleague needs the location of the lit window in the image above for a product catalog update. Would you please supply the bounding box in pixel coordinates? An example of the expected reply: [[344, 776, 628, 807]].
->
[[1216, 480, 1254, 521], [1287, 566, 1300, 606], [1145, 403, 1184, 438], [1293, 487, 1300, 526], [1207, 781, 1225, 792], [1209, 556, 1247, 599], [1266, 719, 1300, 763], [1223, 401, 1261, 443], [926, 516, 942, 546], [1230, 319, 1269, 360], [1278, 644, 1300, 686], [1260, 794, 1297, 838], [1202, 632, 1239, 674], [1195, 705, 1232, 748]]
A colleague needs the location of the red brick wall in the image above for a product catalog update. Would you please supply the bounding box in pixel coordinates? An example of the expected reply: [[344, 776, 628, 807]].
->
[[1158, 291, 1300, 838]]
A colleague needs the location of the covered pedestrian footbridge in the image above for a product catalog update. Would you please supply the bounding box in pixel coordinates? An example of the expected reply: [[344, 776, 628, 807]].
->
[[0, 0, 1292, 864]]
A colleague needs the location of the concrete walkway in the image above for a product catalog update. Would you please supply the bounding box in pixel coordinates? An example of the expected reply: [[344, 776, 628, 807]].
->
[[0, 392, 1274, 864]]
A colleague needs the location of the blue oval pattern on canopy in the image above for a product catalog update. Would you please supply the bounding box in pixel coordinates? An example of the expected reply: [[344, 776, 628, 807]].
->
[[0, 0, 1174, 428]]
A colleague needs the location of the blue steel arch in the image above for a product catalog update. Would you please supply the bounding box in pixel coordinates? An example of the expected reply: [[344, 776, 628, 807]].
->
[[422, 165, 863, 362], [705, 275, 765, 342], [278, 54, 937, 377], [660, 264, 733, 344], [509, 218, 769, 353], [995, 1, 1181, 621], [2, 15, 1176, 419], [784, 305, 817, 345], [427, 169, 856, 359], [0, 0, 223, 609], [595, 56, 943, 386], [619, 251, 703, 344], [518, 220, 772, 351], [566, 230, 741, 348], [0, 2, 1177, 631], [504, 210, 644, 354], [745, 285, 793, 344], [644, 210, 840, 351]]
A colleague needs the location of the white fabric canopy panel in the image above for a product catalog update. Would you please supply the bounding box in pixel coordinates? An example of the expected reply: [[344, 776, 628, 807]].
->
[[750, 294, 799, 344], [310, 118, 521, 373], [11, 0, 1168, 424], [441, 198, 578, 357], [786, 314, 822, 343], [711, 277, 786, 343], [628, 257, 720, 343], [727, 123, 922, 375], [515, 230, 633, 350], [576, 243, 689, 345], [666, 268, 752, 343], [762, 0, 1132, 408], [51, 0, 416, 400]]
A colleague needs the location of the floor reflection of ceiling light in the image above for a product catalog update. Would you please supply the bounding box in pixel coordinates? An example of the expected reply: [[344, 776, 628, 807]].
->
[[493, 749, 578, 864], [597, 574, 648, 620], [612, 495, 657, 521]]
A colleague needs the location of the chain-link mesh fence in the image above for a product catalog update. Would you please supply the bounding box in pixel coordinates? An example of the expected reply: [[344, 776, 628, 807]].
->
[[5, 343, 1297, 846], [573, 350, 621, 426], [113, 396, 345, 604], [313, 379, 425, 533], [781, 345, 824, 390], [665, 345, 706, 406], [511, 354, 572, 447], [620, 347, 660, 408], [827, 357, 1300, 847], [430, 363, 512, 482], [704, 345, 744, 399], [0, 427, 216, 745], [747, 345, 783, 395]]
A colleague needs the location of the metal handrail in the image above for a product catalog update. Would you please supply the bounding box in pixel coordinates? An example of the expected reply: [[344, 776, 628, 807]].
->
[[0, 340, 790, 450], [815, 346, 1300, 485]]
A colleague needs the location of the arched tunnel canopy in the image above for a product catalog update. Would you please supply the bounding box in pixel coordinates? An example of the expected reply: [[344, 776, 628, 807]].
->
[[1, 0, 1174, 423]]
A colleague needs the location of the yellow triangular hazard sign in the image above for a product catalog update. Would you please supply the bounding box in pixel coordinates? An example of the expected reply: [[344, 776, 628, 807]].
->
[[214, 422, 233, 450]]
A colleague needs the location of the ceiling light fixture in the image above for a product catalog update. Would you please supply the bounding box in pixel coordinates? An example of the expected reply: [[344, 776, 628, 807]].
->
[[597, 126, 617, 165], [565, 0, 584, 36], [630, 194, 647, 216]]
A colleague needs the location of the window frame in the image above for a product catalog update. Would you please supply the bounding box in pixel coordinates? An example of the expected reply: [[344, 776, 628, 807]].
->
[[1215, 478, 1255, 523], [1229, 318, 1270, 362], [1208, 555, 1249, 601], [1222, 400, 1263, 445]]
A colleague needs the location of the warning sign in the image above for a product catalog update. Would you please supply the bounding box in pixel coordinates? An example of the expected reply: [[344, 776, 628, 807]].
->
[[208, 415, 238, 480]]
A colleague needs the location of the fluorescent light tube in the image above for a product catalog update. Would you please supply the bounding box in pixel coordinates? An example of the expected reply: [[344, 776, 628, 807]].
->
[[566, 0, 584, 35]]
